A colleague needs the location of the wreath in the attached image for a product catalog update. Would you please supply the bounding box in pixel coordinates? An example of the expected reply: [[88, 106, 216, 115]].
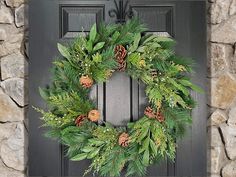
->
[[35, 19, 202, 177]]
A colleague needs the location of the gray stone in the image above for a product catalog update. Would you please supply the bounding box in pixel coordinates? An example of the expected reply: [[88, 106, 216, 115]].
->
[[209, 127, 223, 147], [0, 40, 23, 57], [0, 89, 24, 122], [1, 78, 28, 107], [15, 4, 28, 28], [0, 5, 13, 24], [227, 45, 236, 74], [0, 123, 15, 142], [220, 124, 236, 159], [222, 161, 236, 177], [208, 110, 228, 126], [208, 43, 233, 77], [208, 146, 228, 174], [0, 123, 26, 171], [210, 74, 236, 109], [0, 160, 25, 177], [211, 14, 236, 44], [0, 24, 23, 43], [229, 0, 236, 15], [5, 0, 25, 8], [0, 27, 6, 41], [228, 105, 236, 128], [0, 24, 24, 57], [210, 0, 231, 24], [0, 52, 28, 80]]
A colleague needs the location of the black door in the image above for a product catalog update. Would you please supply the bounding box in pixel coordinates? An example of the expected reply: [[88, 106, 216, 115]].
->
[[29, 0, 207, 176]]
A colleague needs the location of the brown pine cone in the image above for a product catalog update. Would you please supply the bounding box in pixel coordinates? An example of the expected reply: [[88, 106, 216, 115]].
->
[[118, 132, 130, 147], [144, 106, 156, 119], [88, 110, 100, 122], [114, 45, 127, 71], [117, 61, 126, 71], [115, 45, 127, 61], [151, 69, 158, 78], [156, 111, 165, 123], [79, 75, 93, 88], [106, 69, 114, 78], [75, 114, 87, 126]]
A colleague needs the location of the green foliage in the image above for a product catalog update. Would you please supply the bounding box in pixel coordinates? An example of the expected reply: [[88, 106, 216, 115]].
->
[[35, 19, 202, 176], [57, 43, 70, 59], [162, 105, 192, 138], [89, 24, 97, 42], [129, 117, 176, 165]]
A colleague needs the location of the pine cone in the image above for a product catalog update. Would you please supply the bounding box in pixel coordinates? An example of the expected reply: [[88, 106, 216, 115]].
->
[[151, 69, 158, 78], [118, 132, 130, 147], [144, 106, 156, 119], [75, 114, 87, 126], [114, 45, 127, 71], [156, 111, 165, 123], [106, 69, 114, 78], [115, 45, 127, 61], [88, 110, 100, 122], [117, 61, 126, 71], [79, 75, 93, 88]]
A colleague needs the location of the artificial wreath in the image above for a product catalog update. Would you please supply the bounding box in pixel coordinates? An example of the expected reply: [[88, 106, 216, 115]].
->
[[35, 19, 202, 177]]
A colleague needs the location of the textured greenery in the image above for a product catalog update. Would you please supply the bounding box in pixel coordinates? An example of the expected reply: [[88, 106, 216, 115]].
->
[[35, 19, 202, 176]]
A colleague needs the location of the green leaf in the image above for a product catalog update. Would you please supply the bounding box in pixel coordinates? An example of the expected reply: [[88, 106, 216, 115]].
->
[[127, 53, 140, 65], [89, 24, 97, 42], [179, 79, 204, 93], [136, 46, 145, 53], [88, 139, 104, 146], [81, 146, 95, 153], [111, 31, 120, 42], [190, 84, 204, 93], [39, 87, 48, 100], [143, 137, 150, 149], [139, 136, 150, 153], [57, 43, 70, 59], [87, 148, 100, 159], [93, 42, 105, 52], [71, 153, 87, 161], [150, 139, 157, 156], [86, 40, 93, 52], [169, 78, 189, 96], [155, 36, 174, 42], [137, 124, 150, 142], [142, 35, 157, 44], [151, 43, 161, 48], [129, 33, 141, 52], [143, 149, 149, 166]]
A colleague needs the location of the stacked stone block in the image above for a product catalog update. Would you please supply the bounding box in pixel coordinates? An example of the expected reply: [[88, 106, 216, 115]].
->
[[208, 0, 236, 177], [0, 0, 27, 177]]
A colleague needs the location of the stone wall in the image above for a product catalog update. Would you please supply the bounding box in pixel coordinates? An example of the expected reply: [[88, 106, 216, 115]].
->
[[0, 0, 28, 177], [208, 0, 236, 177], [0, 0, 236, 177]]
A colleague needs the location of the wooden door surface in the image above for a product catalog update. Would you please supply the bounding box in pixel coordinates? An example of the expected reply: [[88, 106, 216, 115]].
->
[[29, 0, 207, 176]]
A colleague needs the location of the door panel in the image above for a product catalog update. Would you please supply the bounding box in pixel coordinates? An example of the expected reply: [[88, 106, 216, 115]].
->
[[60, 5, 105, 38], [29, 0, 61, 176], [29, 0, 206, 176], [131, 5, 174, 36]]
